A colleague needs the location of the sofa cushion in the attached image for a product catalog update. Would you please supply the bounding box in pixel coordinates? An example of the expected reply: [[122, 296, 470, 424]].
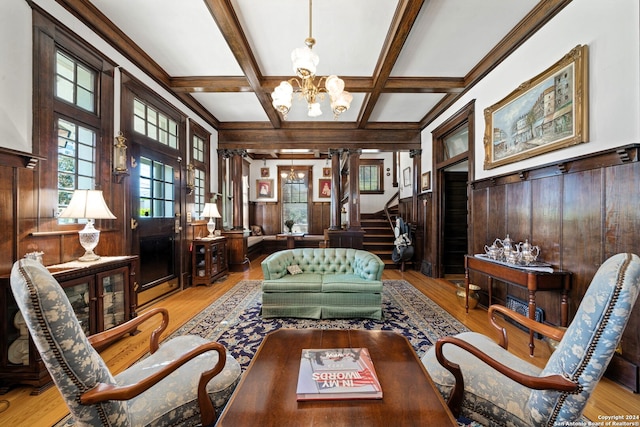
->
[[263, 273, 323, 292], [321, 274, 383, 293]]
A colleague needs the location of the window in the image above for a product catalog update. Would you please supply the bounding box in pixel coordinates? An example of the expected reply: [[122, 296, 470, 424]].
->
[[52, 48, 101, 223], [55, 50, 96, 113], [194, 168, 205, 215], [133, 98, 178, 148], [190, 126, 210, 216], [139, 157, 175, 218], [280, 166, 310, 233], [359, 159, 384, 194], [57, 118, 97, 220]]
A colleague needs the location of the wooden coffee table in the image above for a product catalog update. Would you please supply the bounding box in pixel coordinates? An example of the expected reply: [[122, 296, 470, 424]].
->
[[216, 329, 456, 426]]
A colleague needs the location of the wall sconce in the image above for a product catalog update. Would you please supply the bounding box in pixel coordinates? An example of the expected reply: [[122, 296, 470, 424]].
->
[[186, 163, 195, 195], [113, 132, 128, 179]]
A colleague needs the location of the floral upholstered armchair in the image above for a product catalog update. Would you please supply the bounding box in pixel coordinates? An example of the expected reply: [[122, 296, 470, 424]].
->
[[422, 253, 640, 427], [11, 258, 241, 426]]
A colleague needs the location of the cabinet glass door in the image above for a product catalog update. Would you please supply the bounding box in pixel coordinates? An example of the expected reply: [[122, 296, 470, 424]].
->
[[62, 279, 91, 335], [98, 267, 128, 331]]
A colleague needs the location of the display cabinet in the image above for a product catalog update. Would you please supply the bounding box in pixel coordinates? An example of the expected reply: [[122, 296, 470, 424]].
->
[[191, 237, 228, 286], [0, 255, 138, 394]]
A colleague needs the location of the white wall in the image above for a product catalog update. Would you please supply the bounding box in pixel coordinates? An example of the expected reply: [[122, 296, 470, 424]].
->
[[0, 1, 32, 153], [422, 0, 640, 180], [0, 0, 219, 168]]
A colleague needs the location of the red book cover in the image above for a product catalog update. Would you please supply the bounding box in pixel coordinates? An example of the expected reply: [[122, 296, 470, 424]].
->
[[296, 347, 383, 401]]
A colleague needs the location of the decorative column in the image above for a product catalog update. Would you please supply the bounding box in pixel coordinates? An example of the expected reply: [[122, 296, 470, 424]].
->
[[347, 148, 362, 231], [328, 148, 342, 230], [410, 149, 422, 224], [219, 149, 250, 272]]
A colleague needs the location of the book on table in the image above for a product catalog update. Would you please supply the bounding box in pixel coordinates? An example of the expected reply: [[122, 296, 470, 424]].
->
[[296, 347, 383, 401]]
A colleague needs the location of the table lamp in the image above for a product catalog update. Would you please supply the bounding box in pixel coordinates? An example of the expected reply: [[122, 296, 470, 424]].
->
[[200, 203, 221, 238], [58, 190, 117, 262]]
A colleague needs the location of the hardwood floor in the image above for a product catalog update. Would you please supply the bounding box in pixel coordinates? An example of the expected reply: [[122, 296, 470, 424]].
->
[[1, 256, 638, 426]]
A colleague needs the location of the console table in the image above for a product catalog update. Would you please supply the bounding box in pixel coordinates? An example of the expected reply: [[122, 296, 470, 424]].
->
[[464, 254, 571, 355]]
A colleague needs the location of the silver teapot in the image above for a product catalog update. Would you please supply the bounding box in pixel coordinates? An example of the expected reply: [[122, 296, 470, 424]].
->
[[496, 234, 515, 258], [517, 239, 540, 264], [484, 241, 504, 260]]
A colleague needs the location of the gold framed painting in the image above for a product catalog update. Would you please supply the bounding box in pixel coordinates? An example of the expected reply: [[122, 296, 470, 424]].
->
[[483, 44, 589, 169], [421, 171, 431, 191]]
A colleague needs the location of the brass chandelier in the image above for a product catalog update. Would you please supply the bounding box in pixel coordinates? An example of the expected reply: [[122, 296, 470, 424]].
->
[[271, 0, 352, 120]]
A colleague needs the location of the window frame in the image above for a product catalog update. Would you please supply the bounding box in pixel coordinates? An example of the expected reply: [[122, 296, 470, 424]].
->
[[359, 159, 385, 194], [32, 11, 115, 231]]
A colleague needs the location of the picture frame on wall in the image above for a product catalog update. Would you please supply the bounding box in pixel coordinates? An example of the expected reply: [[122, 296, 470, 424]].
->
[[421, 171, 431, 191], [322, 167, 331, 177], [318, 179, 331, 198], [483, 44, 589, 169], [256, 179, 273, 199], [260, 167, 269, 177], [403, 167, 411, 187]]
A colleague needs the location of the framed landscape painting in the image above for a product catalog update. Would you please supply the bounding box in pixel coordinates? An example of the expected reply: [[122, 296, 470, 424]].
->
[[483, 44, 589, 169]]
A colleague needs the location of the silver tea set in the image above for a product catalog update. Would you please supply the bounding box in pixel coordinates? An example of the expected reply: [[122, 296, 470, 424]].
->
[[484, 234, 540, 265]]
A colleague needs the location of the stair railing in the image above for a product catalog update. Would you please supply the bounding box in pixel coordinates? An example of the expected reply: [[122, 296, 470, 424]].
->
[[383, 191, 400, 234]]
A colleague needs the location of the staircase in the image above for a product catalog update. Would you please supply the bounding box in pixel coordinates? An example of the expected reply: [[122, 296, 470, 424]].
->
[[361, 208, 398, 269]]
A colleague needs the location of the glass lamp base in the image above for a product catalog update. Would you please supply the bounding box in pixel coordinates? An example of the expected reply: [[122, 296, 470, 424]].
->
[[78, 221, 101, 262], [207, 218, 216, 238]]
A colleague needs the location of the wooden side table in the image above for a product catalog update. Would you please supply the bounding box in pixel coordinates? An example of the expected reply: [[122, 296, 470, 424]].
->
[[464, 254, 571, 356]]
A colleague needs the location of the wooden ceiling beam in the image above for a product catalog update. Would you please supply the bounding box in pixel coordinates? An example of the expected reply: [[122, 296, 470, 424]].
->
[[202, 0, 283, 127], [356, 0, 426, 129]]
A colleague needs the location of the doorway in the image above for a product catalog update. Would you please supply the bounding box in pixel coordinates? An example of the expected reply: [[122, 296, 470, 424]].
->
[[431, 101, 475, 278], [442, 164, 468, 275]]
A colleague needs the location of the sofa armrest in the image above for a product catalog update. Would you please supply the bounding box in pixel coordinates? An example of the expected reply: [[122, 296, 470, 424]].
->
[[353, 251, 385, 280], [261, 251, 292, 280]]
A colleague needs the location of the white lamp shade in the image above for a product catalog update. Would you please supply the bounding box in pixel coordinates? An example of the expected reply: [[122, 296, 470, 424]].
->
[[331, 91, 353, 115], [59, 190, 116, 220], [200, 203, 221, 219], [307, 102, 322, 117], [325, 75, 345, 96], [291, 46, 318, 78]]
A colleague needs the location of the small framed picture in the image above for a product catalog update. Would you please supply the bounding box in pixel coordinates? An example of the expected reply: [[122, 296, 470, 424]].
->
[[322, 167, 331, 177], [256, 179, 273, 199], [260, 167, 269, 177], [403, 167, 411, 187], [318, 178, 331, 198], [421, 171, 431, 191]]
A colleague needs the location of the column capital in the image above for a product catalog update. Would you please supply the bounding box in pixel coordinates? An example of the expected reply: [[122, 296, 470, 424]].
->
[[409, 149, 422, 158], [218, 148, 247, 158]]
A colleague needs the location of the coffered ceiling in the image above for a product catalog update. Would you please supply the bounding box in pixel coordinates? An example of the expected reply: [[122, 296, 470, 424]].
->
[[55, 0, 571, 155]]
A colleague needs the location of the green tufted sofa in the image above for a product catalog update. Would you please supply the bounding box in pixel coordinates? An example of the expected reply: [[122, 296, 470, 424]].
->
[[261, 248, 385, 319]]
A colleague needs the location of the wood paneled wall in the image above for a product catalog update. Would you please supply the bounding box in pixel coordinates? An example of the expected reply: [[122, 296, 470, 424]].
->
[[250, 201, 330, 235], [466, 144, 640, 388]]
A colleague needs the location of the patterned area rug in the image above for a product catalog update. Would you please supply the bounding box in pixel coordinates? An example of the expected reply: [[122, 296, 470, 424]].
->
[[173, 279, 469, 370], [57, 280, 482, 426]]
